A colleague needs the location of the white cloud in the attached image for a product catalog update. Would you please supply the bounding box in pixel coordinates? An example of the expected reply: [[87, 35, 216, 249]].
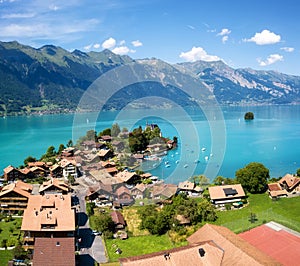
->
[[1, 12, 36, 19], [179, 46, 220, 62], [244, 29, 281, 45], [49, 4, 59, 11], [83, 44, 92, 50], [222, 36, 229, 44], [187, 25, 195, 30], [131, 40, 143, 47], [112, 46, 135, 55], [93, 43, 100, 49], [217, 28, 231, 36], [280, 47, 294, 52], [101, 37, 116, 49], [119, 40, 126, 45], [257, 54, 283, 66]]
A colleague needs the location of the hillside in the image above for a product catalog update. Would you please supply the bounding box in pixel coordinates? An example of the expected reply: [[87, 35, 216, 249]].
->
[[1, 41, 300, 116]]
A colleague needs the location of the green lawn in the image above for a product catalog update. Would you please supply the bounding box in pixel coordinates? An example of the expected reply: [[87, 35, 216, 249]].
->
[[0, 217, 22, 247], [213, 193, 300, 233], [105, 234, 176, 262], [0, 250, 13, 266]]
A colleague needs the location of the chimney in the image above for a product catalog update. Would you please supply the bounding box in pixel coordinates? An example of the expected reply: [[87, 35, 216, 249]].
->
[[198, 248, 205, 257]]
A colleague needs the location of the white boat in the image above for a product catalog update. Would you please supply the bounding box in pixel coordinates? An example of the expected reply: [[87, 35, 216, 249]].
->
[[175, 160, 179, 164], [165, 164, 170, 168], [184, 164, 188, 168], [205, 156, 209, 161], [201, 147, 206, 152]]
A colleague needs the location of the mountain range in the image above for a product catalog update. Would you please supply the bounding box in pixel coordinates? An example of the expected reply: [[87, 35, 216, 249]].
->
[[0, 40, 300, 116]]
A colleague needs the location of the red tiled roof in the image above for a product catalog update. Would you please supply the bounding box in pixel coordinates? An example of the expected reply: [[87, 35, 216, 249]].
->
[[33, 237, 75, 266], [279, 174, 300, 190], [119, 241, 224, 266], [111, 211, 125, 225], [268, 183, 282, 191], [0, 180, 32, 198], [187, 224, 280, 266]]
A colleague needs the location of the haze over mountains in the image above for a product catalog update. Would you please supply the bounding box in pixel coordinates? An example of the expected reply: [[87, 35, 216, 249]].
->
[[1, 41, 300, 116]]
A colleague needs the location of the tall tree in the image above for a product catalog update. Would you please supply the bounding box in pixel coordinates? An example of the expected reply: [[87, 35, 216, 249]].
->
[[111, 123, 121, 137], [235, 162, 270, 193]]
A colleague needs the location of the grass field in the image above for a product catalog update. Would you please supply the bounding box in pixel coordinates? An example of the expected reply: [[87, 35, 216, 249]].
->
[[103, 193, 300, 263], [105, 234, 176, 262], [0, 250, 13, 266], [213, 193, 300, 233], [0, 217, 22, 247]]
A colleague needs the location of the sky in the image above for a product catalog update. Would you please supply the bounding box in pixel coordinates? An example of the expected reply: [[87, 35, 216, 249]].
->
[[1, 0, 300, 75]]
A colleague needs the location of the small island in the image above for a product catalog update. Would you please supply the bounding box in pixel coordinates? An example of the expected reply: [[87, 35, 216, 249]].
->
[[244, 111, 254, 120]]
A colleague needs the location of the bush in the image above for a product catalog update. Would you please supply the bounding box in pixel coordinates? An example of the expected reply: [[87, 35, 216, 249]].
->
[[225, 204, 231, 211]]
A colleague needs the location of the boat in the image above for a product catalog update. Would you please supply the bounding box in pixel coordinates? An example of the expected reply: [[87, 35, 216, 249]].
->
[[205, 156, 209, 161], [165, 164, 170, 168], [194, 159, 200, 163], [184, 164, 188, 168], [201, 147, 206, 152], [175, 160, 179, 164]]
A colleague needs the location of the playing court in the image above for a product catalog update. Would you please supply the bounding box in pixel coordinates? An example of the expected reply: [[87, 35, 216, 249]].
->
[[239, 222, 300, 266]]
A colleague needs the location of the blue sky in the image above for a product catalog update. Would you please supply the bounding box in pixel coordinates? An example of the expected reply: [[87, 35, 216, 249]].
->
[[1, 0, 300, 75]]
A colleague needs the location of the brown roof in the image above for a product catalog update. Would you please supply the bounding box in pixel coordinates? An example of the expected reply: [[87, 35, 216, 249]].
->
[[115, 170, 137, 183], [28, 161, 48, 168], [116, 186, 131, 197], [33, 237, 75, 266], [105, 167, 118, 174], [178, 181, 195, 190], [0, 180, 32, 198], [39, 178, 70, 193], [98, 149, 111, 157], [111, 211, 126, 226], [87, 183, 113, 197], [268, 183, 282, 191], [132, 183, 147, 193], [21, 194, 75, 232], [152, 184, 178, 199], [187, 224, 280, 266], [100, 135, 112, 141], [19, 167, 31, 175], [60, 158, 76, 168], [141, 173, 152, 179], [101, 161, 116, 168], [3, 165, 17, 174], [119, 241, 224, 266], [269, 189, 288, 198], [279, 174, 300, 190], [208, 184, 245, 201]]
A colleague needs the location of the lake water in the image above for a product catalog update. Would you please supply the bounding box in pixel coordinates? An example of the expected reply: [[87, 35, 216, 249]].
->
[[1, 105, 300, 183]]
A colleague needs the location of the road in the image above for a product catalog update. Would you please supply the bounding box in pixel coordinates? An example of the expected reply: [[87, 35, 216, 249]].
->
[[73, 177, 108, 265]]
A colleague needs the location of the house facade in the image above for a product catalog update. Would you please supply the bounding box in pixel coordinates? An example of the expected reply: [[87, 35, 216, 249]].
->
[[208, 184, 246, 205], [0, 181, 32, 213]]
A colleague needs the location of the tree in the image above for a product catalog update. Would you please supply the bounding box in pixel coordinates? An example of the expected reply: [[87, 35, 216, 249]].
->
[[189, 175, 210, 186], [198, 199, 217, 222], [93, 213, 115, 235], [24, 156, 36, 166], [86, 130, 97, 141], [66, 139, 73, 147], [213, 176, 237, 185], [98, 128, 111, 137], [297, 168, 300, 177], [235, 162, 270, 193], [58, 144, 66, 154], [111, 123, 121, 137], [67, 174, 75, 185], [244, 112, 254, 120]]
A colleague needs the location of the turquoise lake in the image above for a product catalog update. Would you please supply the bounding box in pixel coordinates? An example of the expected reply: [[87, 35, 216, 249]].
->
[[1, 105, 300, 183]]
